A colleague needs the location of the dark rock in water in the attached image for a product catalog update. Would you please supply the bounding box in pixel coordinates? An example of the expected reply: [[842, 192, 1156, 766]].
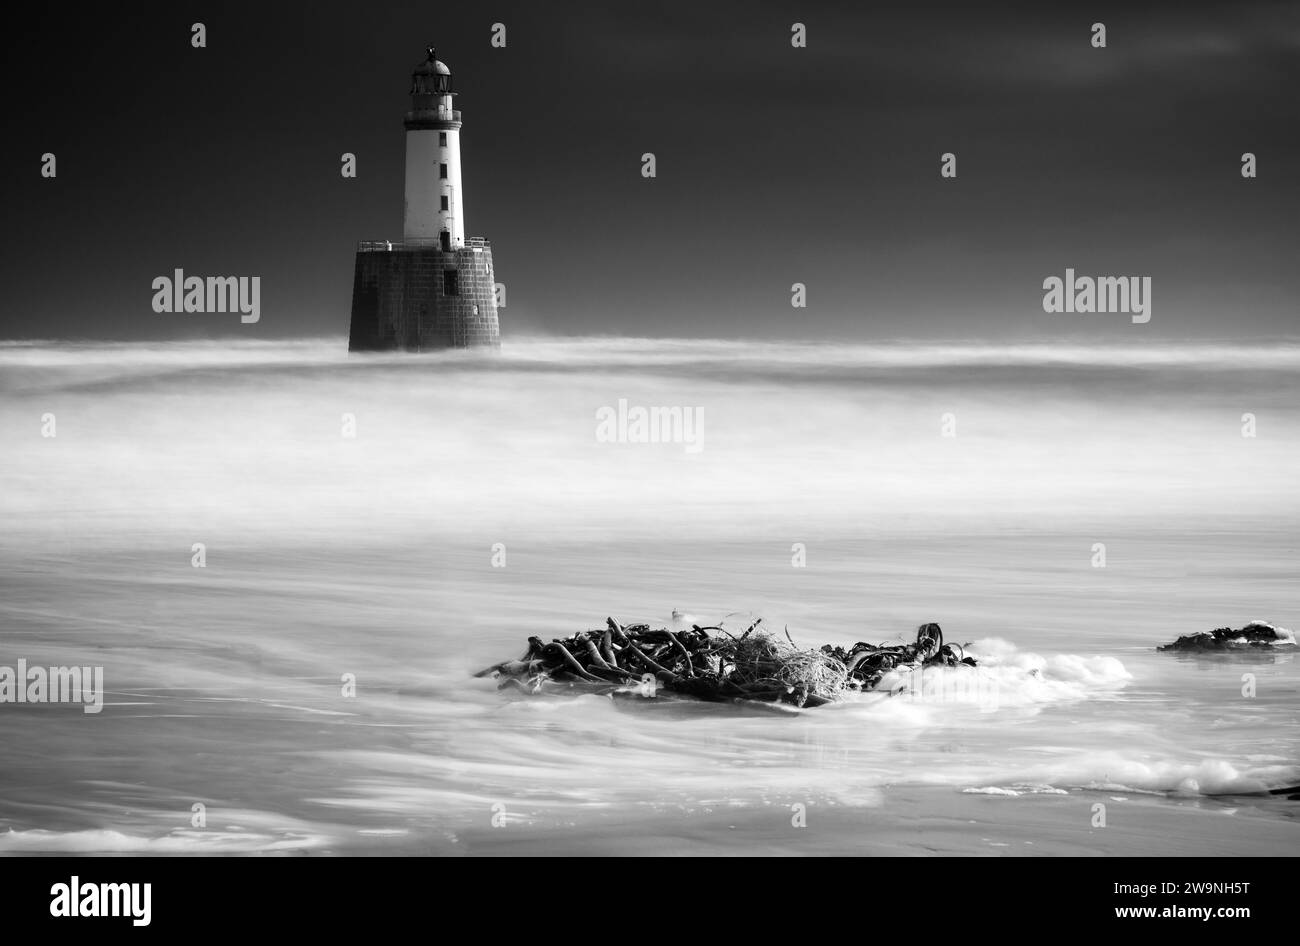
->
[[1158, 621, 1293, 652]]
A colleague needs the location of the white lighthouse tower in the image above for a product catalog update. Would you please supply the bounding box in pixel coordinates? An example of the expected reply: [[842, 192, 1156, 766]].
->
[[404, 47, 465, 248]]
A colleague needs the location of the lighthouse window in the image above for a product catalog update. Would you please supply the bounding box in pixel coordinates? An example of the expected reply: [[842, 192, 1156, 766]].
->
[[439, 132, 447, 146], [439, 163, 448, 179], [443, 270, 460, 296], [440, 195, 449, 211]]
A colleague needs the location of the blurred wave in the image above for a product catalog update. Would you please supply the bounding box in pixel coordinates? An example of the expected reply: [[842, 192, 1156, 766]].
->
[[3, 337, 1298, 547]]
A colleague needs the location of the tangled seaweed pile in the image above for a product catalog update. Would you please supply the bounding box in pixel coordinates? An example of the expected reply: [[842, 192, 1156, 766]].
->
[[1158, 621, 1295, 652], [476, 617, 977, 708]]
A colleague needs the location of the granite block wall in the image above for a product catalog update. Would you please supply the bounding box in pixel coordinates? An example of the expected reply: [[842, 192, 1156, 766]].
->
[[348, 245, 499, 351]]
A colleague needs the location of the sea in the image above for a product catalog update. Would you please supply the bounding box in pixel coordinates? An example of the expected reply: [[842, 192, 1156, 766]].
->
[[0, 337, 1296, 854]]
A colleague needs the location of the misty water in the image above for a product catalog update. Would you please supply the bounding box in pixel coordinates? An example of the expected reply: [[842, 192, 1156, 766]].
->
[[1, 338, 1297, 853]]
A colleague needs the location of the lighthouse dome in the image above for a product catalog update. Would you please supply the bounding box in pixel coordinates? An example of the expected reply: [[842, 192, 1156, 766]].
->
[[410, 47, 454, 97], [414, 48, 450, 75], [414, 59, 450, 76]]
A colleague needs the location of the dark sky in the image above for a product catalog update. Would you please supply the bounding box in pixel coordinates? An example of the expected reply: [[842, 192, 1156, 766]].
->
[[3, 1, 1297, 341]]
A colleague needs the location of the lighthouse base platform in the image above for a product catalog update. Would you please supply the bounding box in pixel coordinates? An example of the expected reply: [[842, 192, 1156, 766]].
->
[[348, 240, 500, 351]]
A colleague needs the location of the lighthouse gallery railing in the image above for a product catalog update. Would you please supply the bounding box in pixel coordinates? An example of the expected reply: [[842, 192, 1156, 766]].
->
[[357, 238, 491, 252]]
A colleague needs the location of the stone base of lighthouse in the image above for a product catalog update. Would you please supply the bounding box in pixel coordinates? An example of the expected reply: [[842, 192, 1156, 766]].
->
[[348, 241, 500, 351]]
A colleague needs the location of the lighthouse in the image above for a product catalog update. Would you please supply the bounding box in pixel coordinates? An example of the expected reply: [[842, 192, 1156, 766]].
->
[[403, 48, 464, 248], [348, 47, 500, 351]]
